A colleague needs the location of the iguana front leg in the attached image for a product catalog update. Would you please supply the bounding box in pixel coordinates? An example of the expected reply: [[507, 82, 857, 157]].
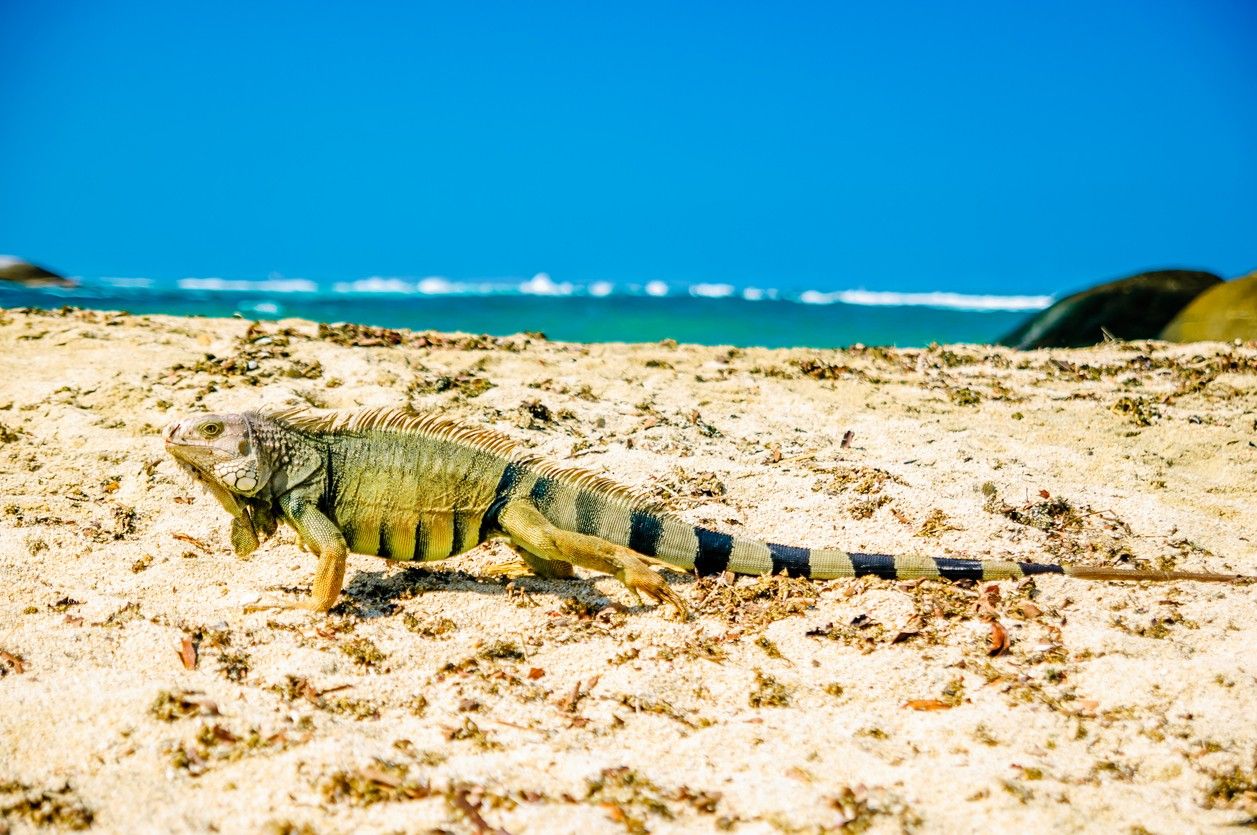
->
[[496, 500, 686, 618], [246, 495, 347, 613], [196, 476, 262, 557]]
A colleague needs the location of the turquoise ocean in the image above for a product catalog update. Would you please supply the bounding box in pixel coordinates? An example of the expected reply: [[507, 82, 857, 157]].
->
[[0, 274, 1052, 349]]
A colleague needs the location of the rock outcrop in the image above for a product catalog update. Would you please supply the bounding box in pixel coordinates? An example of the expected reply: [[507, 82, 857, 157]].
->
[[997, 269, 1220, 349], [0, 256, 74, 287], [1161, 270, 1257, 343]]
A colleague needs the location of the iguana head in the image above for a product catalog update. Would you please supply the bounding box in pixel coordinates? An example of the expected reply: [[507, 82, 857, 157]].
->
[[164, 412, 271, 497]]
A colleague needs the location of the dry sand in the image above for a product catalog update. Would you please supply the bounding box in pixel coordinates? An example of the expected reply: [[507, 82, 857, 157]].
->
[[1, 307, 1255, 833]]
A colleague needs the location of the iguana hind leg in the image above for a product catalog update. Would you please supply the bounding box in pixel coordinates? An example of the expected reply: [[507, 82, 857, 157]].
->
[[497, 499, 686, 618]]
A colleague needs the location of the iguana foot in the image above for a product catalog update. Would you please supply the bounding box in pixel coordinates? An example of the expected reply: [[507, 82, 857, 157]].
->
[[618, 562, 688, 620], [485, 556, 533, 579], [243, 594, 335, 614], [488, 547, 577, 580]]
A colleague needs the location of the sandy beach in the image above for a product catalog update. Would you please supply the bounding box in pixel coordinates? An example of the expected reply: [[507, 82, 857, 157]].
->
[[1, 306, 1254, 833]]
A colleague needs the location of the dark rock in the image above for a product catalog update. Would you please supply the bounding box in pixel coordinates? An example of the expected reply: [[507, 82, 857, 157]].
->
[[1161, 270, 1257, 343], [0, 256, 75, 287], [997, 269, 1221, 350]]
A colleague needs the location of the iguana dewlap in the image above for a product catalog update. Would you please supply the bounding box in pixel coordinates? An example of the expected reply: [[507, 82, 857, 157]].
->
[[163, 407, 1245, 617]]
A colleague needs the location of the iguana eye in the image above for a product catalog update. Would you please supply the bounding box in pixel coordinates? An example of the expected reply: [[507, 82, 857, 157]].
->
[[202, 421, 223, 437]]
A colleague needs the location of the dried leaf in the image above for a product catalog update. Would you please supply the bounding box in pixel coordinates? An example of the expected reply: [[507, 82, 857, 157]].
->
[[891, 615, 926, 644], [556, 681, 582, 713], [179, 636, 198, 670], [904, 699, 954, 711], [988, 620, 1010, 656], [0, 650, 26, 674], [1071, 699, 1100, 716], [1013, 600, 1044, 620], [974, 584, 1002, 619], [360, 766, 403, 788], [172, 532, 210, 552]]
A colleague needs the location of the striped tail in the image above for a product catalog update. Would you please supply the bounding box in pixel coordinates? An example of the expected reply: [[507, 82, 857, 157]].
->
[[642, 514, 1246, 583], [503, 459, 1248, 585]]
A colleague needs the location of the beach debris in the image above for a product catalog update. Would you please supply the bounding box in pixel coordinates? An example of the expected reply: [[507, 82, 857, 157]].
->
[[322, 763, 548, 829], [0, 649, 26, 675], [340, 637, 388, 671], [165, 721, 309, 776], [1201, 755, 1257, 816], [949, 387, 983, 406], [448, 783, 511, 835], [988, 620, 1011, 656], [555, 676, 599, 714], [827, 784, 918, 832], [792, 357, 875, 383], [171, 532, 210, 553], [516, 399, 554, 429], [444, 717, 501, 750], [812, 464, 904, 497], [408, 371, 494, 399], [916, 508, 960, 537], [748, 669, 791, 707], [150, 689, 219, 721], [686, 410, 722, 437], [316, 321, 405, 347], [694, 573, 817, 631], [1110, 396, 1158, 426], [0, 781, 94, 830], [179, 635, 198, 670]]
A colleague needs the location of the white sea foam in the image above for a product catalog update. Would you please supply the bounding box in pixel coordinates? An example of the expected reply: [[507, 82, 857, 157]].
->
[[178, 277, 318, 293], [519, 272, 574, 296], [410, 277, 448, 294], [332, 276, 418, 294], [799, 288, 1051, 311], [72, 271, 1050, 312], [690, 283, 736, 299], [240, 301, 281, 315]]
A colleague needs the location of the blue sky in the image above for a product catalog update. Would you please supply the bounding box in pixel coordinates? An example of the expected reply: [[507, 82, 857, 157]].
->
[[2, 0, 1254, 295]]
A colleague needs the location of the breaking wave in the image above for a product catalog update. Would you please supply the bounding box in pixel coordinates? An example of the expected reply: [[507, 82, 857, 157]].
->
[[76, 273, 1053, 312]]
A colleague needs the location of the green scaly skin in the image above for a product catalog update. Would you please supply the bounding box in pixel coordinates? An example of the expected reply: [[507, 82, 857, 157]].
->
[[164, 407, 1250, 616]]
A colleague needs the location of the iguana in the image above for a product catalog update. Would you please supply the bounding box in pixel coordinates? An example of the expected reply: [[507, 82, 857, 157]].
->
[[164, 406, 1247, 617]]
